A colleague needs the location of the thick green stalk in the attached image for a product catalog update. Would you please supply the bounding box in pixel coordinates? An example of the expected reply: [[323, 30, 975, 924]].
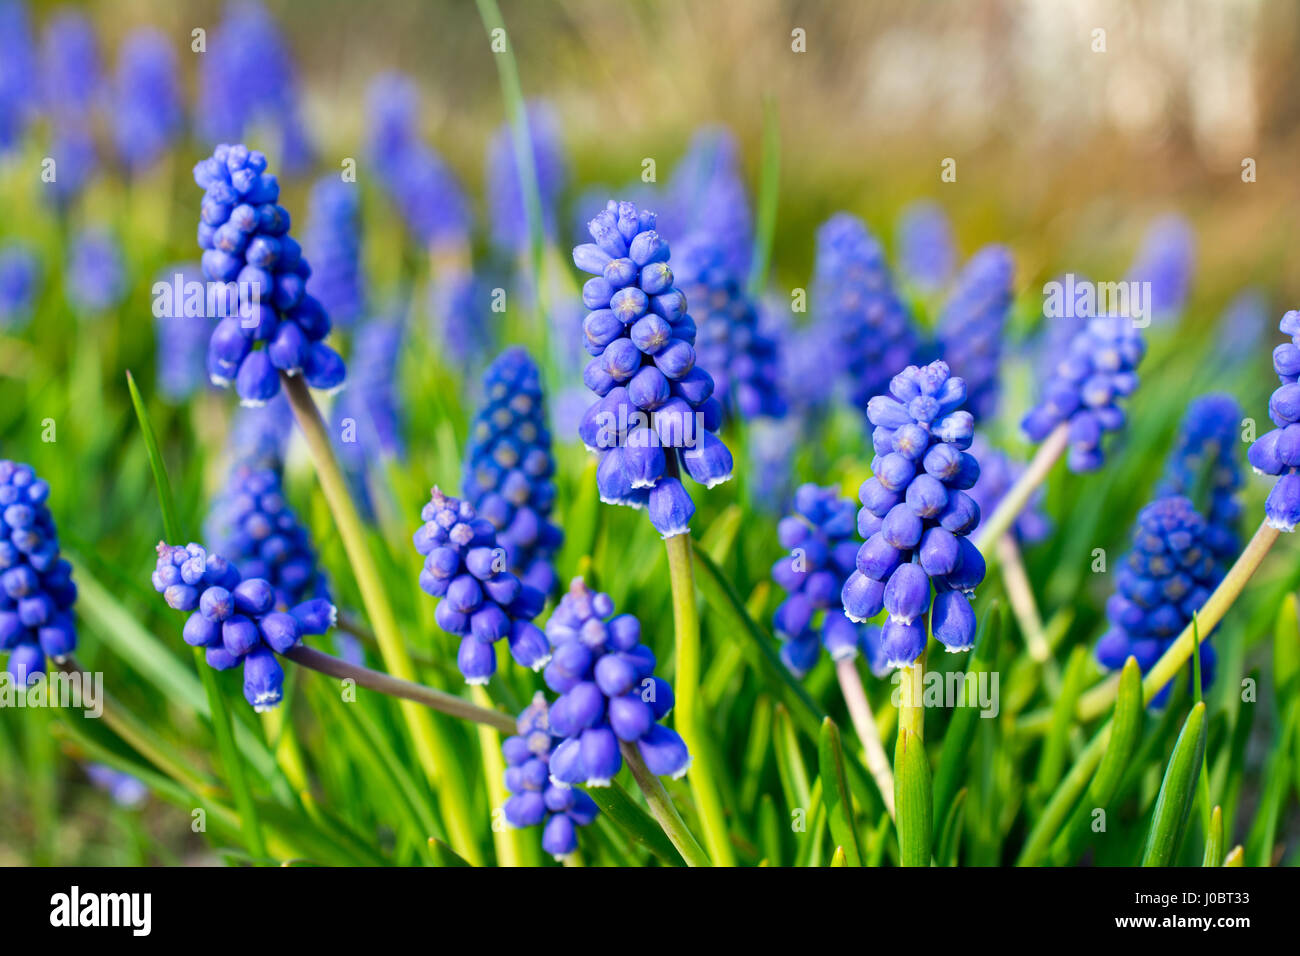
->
[[280, 372, 483, 864], [899, 646, 927, 741], [664, 531, 733, 865], [620, 741, 711, 867]]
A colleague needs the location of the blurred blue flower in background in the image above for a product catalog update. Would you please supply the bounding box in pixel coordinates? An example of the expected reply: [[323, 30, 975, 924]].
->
[[0, 0, 36, 151], [1126, 214, 1195, 322], [113, 28, 183, 173], [896, 200, 955, 293], [0, 244, 38, 331], [68, 229, 125, 314], [486, 101, 567, 257], [304, 177, 364, 329]]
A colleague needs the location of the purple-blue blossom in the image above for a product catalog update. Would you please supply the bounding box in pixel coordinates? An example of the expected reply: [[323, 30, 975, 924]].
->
[[896, 200, 955, 293], [661, 127, 753, 279], [67, 229, 125, 314], [1126, 214, 1195, 321], [0, 244, 38, 330], [1159, 394, 1243, 560], [0, 0, 36, 151], [303, 177, 364, 329], [1247, 311, 1300, 532], [936, 245, 1015, 422], [112, 28, 183, 172], [486, 101, 567, 256]]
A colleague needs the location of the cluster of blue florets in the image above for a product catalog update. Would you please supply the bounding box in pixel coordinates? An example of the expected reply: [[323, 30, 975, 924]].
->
[[112, 29, 181, 172], [0, 462, 76, 684], [574, 200, 734, 539], [543, 579, 689, 787], [463, 348, 563, 596], [486, 102, 567, 256], [413, 488, 550, 684], [814, 213, 921, 412], [771, 484, 885, 678], [303, 177, 364, 329], [673, 238, 786, 421], [896, 200, 955, 293], [1159, 393, 1243, 559], [501, 692, 598, 860], [151, 542, 335, 710], [936, 245, 1015, 422], [1022, 315, 1144, 472], [205, 463, 329, 611], [1094, 496, 1218, 701], [194, 142, 345, 405], [842, 361, 985, 668], [1248, 311, 1300, 533]]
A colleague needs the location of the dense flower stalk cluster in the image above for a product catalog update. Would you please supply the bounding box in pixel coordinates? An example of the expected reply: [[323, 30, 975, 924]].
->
[[1158, 394, 1243, 559], [1094, 496, 1218, 699], [40, 10, 100, 203], [574, 199, 734, 538], [501, 692, 598, 859], [463, 348, 562, 596], [334, 314, 406, 509], [412, 488, 549, 684], [966, 435, 1051, 546], [112, 28, 181, 171], [673, 237, 786, 421], [896, 200, 955, 292], [205, 463, 328, 611], [662, 127, 753, 278], [303, 177, 364, 328], [151, 542, 335, 710], [487, 101, 567, 256], [813, 213, 920, 411], [771, 484, 885, 677], [226, 393, 293, 468], [1021, 315, 1144, 472], [0, 244, 38, 330], [936, 245, 1015, 422], [68, 229, 125, 313], [1127, 214, 1195, 321], [366, 73, 471, 249], [842, 361, 984, 668], [543, 579, 689, 787], [198, 1, 312, 171], [0, 0, 35, 151], [1248, 311, 1300, 531], [0, 461, 76, 684], [194, 143, 345, 404]]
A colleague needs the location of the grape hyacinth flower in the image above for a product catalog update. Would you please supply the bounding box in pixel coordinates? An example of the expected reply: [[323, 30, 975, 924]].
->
[[0, 0, 36, 151], [205, 463, 329, 611], [84, 763, 148, 808], [966, 435, 1051, 546], [40, 10, 100, 115], [1021, 315, 1145, 472], [412, 488, 550, 684], [573, 199, 734, 538], [151, 542, 335, 710], [1247, 311, 1300, 532], [486, 101, 568, 256], [771, 484, 886, 678], [334, 313, 406, 510], [896, 200, 955, 293], [662, 127, 753, 278], [463, 348, 563, 596], [936, 245, 1015, 422], [1215, 289, 1268, 367], [1094, 496, 1219, 701], [112, 29, 182, 172], [814, 213, 921, 411], [198, 1, 313, 172], [0, 244, 38, 331], [193, 143, 346, 405], [428, 267, 490, 367], [1126, 214, 1195, 321], [1158, 394, 1244, 560], [673, 237, 786, 421], [543, 579, 690, 787], [67, 229, 125, 314], [154, 264, 212, 402], [303, 177, 364, 329], [501, 692, 598, 859], [842, 361, 985, 668], [226, 393, 293, 469], [0, 461, 77, 684]]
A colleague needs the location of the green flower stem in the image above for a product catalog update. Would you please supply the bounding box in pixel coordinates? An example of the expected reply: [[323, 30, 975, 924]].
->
[[664, 531, 733, 865], [283, 645, 515, 733], [834, 657, 896, 818], [472, 685, 528, 866], [619, 740, 712, 867], [994, 533, 1060, 695], [973, 423, 1069, 556], [899, 646, 927, 741], [280, 372, 483, 864], [1016, 519, 1281, 864]]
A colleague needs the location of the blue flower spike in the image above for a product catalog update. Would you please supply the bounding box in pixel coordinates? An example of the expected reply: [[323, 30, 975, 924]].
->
[[543, 578, 690, 787], [464, 347, 564, 596], [771, 483, 886, 678], [151, 541, 336, 710], [572, 199, 734, 538], [0, 461, 77, 685], [1248, 310, 1300, 532], [843, 361, 985, 669], [193, 142, 345, 406], [413, 487, 550, 684]]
